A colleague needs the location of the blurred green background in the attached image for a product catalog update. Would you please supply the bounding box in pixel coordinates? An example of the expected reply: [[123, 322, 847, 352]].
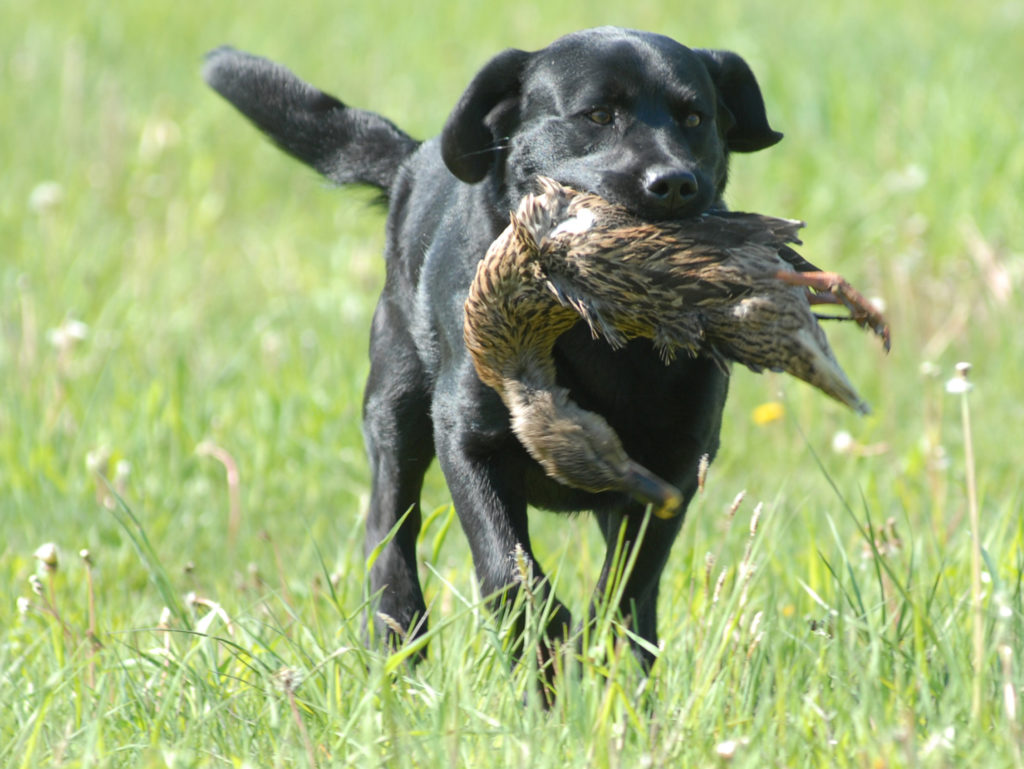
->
[[2, 0, 1022, 764], [4, 0, 1020, 584]]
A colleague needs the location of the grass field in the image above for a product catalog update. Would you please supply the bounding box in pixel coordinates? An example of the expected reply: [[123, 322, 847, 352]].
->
[[3, 0, 1023, 766]]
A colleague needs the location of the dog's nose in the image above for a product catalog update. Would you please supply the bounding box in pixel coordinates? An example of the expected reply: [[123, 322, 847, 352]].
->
[[643, 168, 699, 212]]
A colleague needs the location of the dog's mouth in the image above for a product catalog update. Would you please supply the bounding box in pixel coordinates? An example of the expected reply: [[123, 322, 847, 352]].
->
[[537, 173, 715, 223]]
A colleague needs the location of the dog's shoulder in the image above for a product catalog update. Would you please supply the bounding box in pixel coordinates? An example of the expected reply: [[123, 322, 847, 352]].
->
[[388, 139, 509, 265]]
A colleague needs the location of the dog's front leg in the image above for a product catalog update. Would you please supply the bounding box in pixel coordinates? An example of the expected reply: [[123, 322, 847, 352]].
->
[[432, 389, 572, 699], [363, 306, 436, 652], [590, 507, 687, 672]]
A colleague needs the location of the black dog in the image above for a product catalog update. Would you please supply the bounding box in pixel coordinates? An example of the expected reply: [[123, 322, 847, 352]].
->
[[204, 26, 781, 672]]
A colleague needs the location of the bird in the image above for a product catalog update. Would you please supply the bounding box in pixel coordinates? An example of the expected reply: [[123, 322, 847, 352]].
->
[[463, 177, 889, 515]]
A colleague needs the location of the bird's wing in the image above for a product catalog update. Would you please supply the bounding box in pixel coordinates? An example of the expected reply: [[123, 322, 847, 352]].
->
[[541, 269, 632, 349]]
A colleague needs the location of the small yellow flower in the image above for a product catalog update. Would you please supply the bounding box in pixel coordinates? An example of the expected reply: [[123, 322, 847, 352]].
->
[[752, 401, 785, 425]]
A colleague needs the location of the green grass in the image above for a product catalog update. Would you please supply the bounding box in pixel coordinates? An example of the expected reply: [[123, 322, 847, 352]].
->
[[3, 0, 1023, 765]]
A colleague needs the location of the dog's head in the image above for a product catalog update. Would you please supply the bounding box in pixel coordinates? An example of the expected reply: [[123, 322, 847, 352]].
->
[[441, 27, 782, 220]]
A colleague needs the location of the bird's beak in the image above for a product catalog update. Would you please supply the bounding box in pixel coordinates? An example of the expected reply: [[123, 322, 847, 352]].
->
[[623, 462, 683, 519]]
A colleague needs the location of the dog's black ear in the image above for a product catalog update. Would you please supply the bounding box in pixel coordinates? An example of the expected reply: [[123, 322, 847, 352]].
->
[[695, 49, 783, 153], [441, 48, 532, 183], [203, 46, 419, 191]]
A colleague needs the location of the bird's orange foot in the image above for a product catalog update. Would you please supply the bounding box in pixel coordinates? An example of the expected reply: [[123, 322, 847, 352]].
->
[[776, 270, 891, 352]]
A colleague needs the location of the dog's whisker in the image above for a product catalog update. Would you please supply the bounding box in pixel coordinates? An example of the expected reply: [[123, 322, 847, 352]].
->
[[457, 141, 511, 160]]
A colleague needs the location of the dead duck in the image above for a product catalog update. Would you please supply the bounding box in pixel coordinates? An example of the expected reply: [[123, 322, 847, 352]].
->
[[463, 177, 889, 514]]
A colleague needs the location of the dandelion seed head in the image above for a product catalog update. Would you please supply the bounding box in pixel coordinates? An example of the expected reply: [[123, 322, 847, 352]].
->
[[945, 377, 972, 394], [831, 430, 854, 454], [921, 727, 955, 756], [716, 739, 748, 759], [29, 181, 64, 213], [65, 319, 88, 340], [47, 318, 88, 350], [273, 666, 301, 694], [715, 740, 737, 758], [946, 361, 974, 394], [34, 542, 59, 571], [85, 448, 109, 474]]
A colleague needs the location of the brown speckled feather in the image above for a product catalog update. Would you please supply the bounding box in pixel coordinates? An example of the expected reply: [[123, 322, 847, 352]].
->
[[463, 177, 889, 514]]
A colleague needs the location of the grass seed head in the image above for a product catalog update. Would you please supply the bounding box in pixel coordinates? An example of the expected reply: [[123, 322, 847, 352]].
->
[[512, 543, 533, 584], [712, 568, 728, 604], [377, 612, 407, 639], [749, 502, 764, 538], [727, 490, 746, 519], [696, 453, 709, 492]]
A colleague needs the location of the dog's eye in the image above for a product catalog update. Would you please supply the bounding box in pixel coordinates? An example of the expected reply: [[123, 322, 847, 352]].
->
[[586, 108, 614, 126], [682, 113, 702, 128]]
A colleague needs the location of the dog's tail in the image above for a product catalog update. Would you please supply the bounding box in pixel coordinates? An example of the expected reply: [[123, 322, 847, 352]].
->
[[203, 47, 420, 194]]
